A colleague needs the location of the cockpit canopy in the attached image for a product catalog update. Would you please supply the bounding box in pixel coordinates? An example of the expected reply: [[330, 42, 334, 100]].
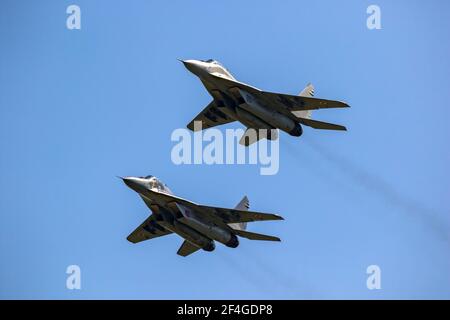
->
[[203, 59, 222, 66], [140, 175, 171, 193], [200, 59, 234, 80], [149, 179, 164, 190]]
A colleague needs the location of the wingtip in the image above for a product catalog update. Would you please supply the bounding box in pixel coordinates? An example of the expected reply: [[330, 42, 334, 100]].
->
[[126, 236, 137, 244], [341, 101, 351, 108], [186, 123, 195, 132]]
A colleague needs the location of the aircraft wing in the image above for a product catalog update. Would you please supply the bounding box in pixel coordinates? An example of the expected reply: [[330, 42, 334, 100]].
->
[[141, 188, 201, 209], [187, 100, 235, 131], [127, 214, 172, 244], [177, 240, 201, 257], [209, 73, 262, 95]]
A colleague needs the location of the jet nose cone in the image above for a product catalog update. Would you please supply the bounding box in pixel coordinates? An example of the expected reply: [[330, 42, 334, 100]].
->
[[179, 59, 203, 75], [121, 176, 147, 193]]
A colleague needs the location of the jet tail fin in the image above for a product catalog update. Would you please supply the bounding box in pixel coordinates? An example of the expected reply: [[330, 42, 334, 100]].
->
[[299, 83, 315, 98], [293, 83, 347, 131], [235, 196, 249, 211], [233, 229, 281, 242], [228, 196, 249, 231], [293, 83, 315, 119]]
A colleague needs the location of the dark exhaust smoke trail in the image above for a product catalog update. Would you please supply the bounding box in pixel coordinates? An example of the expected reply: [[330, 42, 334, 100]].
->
[[281, 139, 356, 194], [216, 250, 270, 292], [239, 246, 320, 298], [302, 137, 449, 243], [217, 248, 317, 297]]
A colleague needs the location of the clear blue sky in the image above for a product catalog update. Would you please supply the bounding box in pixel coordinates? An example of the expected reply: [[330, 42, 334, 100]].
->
[[1, 0, 449, 299]]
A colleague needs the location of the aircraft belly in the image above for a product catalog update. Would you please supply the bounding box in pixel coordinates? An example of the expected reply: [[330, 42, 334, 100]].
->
[[179, 215, 233, 245], [207, 83, 297, 133], [159, 220, 213, 249], [239, 96, 297, 133], [235, 107, 273, 130], [209, 90, 239, 119]]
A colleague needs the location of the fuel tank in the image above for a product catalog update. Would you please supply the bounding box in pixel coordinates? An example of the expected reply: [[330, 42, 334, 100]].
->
[[235, 106, 273, 131], [160, 220, 214, 251], [179, 214, 239, 248]]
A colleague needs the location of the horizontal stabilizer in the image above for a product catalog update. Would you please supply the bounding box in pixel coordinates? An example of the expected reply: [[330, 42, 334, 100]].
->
[[233, 229, 281, 242], [298, 117, 347, 131], [239, 128, 278, 146], [177, 240, 201, 257], [285, 95, 350, 111], [202, 206, 284, 224], [239, 128, 262, 146]]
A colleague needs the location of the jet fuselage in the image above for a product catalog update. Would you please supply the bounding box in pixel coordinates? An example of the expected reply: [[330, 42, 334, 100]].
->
[[182, 59, 302, 137], [122, 176, 238, 252]]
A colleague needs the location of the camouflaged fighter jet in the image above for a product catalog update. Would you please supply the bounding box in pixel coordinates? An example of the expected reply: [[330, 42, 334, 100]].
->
[[181, 59, 349, 146], [121, 175, 283, 257]]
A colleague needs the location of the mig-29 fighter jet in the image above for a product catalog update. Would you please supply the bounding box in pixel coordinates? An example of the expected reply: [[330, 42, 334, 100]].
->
[[181, 59, 349, 146], [121, 175, 283, 257]]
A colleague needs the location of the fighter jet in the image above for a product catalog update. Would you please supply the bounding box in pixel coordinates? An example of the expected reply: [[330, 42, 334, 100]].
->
[[181, 59, 350, 146], [121, 175, 283, 257]]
